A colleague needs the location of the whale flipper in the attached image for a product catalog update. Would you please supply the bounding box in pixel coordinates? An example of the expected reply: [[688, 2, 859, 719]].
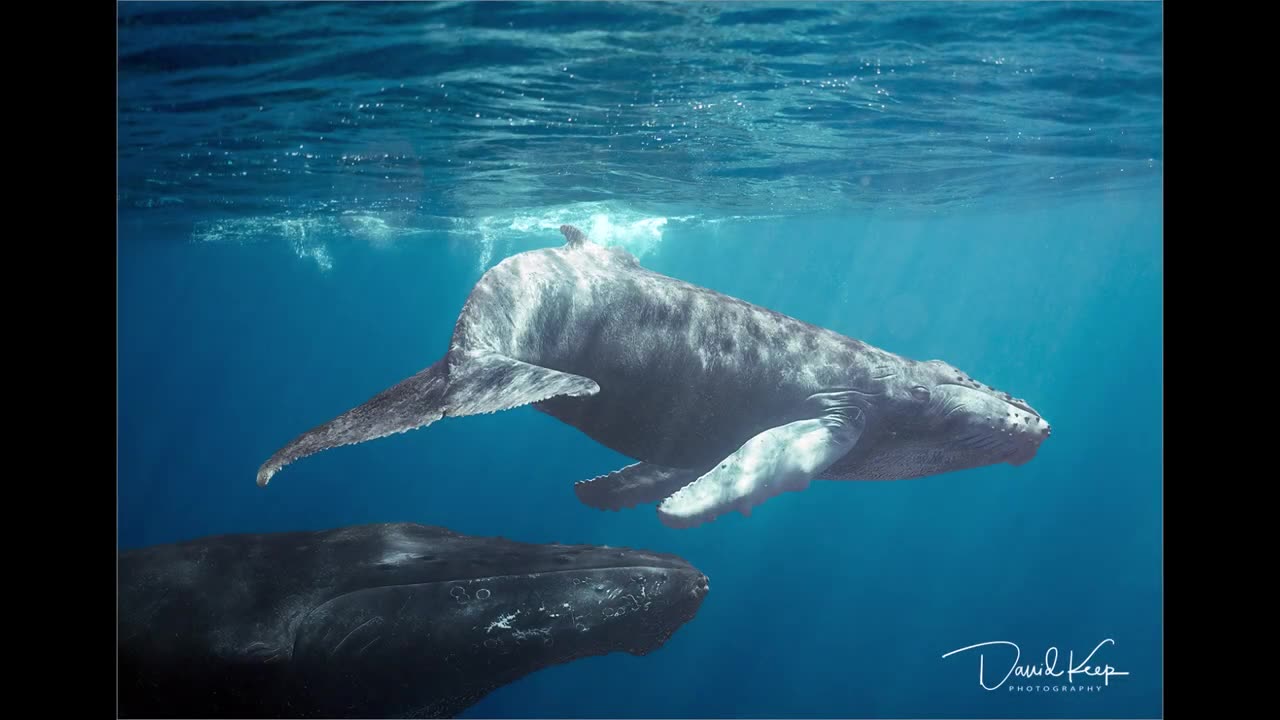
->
[[656, 409, 866, 529], [257, 353, 599, 486], [574, 462, 704, 511]]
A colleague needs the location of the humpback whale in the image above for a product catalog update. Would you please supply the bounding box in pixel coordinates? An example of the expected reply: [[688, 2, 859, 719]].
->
[[257, 225, 1050, 528], [117, 522, 709, 718]]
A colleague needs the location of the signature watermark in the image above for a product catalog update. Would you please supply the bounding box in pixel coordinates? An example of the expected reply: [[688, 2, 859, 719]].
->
[[941, 639, 1129, 693]]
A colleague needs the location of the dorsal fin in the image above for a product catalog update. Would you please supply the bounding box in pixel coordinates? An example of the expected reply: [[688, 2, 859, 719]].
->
[[560, 224, 589, 248]]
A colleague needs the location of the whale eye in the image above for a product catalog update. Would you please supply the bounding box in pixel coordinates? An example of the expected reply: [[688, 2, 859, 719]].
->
[[910, 385, 931, 400]]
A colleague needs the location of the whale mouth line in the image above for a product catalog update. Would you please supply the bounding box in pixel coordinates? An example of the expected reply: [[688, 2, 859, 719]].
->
[[1006, 445, 1038, 466], [956, 432, 1010, 451], [955, 432, 1037, 466]]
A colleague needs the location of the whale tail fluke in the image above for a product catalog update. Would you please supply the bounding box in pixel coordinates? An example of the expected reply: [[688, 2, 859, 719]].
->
[[442, 350, 600, 417], [256, 352, 601, 487], [256, 359, 450, 487]]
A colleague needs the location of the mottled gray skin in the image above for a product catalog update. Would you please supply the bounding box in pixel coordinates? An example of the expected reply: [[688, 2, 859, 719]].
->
[[258, 225, 1050, 528], [118, 522, 709, 719]]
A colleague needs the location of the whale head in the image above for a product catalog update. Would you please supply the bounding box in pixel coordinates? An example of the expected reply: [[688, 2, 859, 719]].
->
[[833, 359, 1050, 480], [117, 523, 710, 718]]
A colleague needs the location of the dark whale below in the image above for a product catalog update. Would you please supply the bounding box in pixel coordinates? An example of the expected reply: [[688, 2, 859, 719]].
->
[[257, 225, 1051, 528], [117, 522, 709, 718]]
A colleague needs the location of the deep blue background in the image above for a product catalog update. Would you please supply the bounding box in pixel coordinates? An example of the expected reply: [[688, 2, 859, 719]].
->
[[119, 190, 1162, 718]]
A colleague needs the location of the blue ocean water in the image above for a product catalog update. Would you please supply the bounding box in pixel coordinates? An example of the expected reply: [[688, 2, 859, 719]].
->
[[118, 2, 1163, 719]]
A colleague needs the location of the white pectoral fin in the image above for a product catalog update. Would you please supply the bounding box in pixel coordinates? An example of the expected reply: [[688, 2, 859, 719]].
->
[[656, 409, 865, 529], [574, 462, 705, 511]]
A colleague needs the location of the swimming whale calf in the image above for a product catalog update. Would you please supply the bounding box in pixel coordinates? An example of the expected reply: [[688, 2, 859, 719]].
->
[[258, 225, 1050, 528], [118, 522, 708, 718]]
